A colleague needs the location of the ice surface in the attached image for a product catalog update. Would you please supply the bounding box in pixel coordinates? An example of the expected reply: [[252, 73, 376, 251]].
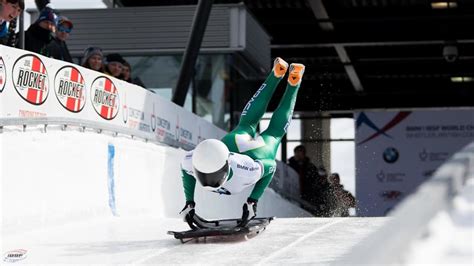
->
[[1, 130, 385, 265], [2, 217, 387, 265], [1, 130, 473, 265]]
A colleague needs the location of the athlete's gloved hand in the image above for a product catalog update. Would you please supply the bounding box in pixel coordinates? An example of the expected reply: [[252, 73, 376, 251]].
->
[[239, 198, 258, 227], [179, 201, 196, 223]]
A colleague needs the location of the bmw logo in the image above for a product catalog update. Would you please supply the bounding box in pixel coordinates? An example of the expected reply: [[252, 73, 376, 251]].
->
[[383, 147, 399, 163]]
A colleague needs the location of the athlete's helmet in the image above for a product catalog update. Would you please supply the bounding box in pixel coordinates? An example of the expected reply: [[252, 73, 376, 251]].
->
[[192, 139, 230, 190]]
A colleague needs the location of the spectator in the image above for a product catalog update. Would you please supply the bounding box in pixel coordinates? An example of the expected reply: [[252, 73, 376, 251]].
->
[[122, 60, 146, 88], [0, 0, 24, 46], [121, 61, 132, 82], [24, 6, 57, 56], [288, 145, 319, 203], [310, 167, 337, 217], [81, 46, 104, 72], [327, 173, 356, 217], [47, 16, 73, 62], [105, 53, 125, 78]]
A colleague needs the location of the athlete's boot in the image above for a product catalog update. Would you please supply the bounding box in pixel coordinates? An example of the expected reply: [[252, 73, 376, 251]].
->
[[287, 63, 305, 87], [272, 57, 289, 78]]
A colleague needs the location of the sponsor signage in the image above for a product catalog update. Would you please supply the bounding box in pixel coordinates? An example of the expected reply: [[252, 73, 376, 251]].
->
[[382, 147, 399, 163], [0, 45, 226, 149], [379, 190, 402, 201], [355, 110, 474, 216], [12, 54, 49, 105], [151, 102, 179, 146], [3, 249, 28, 263], [90, 76, 119, 120], [54, 66, 86, 112], [0, 56, 6, 92]]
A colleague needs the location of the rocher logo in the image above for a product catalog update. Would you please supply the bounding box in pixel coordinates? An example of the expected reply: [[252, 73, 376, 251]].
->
[[0, 56, 6, 92], [383, 147, 399, 164], [54, 66, 86, 112], [12, 54, 49, 105], [90, 76, 120, 120]]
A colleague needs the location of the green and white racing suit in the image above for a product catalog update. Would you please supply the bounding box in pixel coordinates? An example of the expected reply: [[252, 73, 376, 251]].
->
[[181, 67, 301, 202]]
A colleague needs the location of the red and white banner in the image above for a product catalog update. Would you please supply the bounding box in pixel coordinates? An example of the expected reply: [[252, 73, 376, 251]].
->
[[54, 66, 86, 113], [90, 76, 119, 120], [355, 109, 474, 216], [0, 45, 226, 147], [0, 56, 6, 92], [12, 54, 49, 105]]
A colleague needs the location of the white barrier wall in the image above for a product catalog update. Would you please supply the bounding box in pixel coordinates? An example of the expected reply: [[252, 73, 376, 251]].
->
[[1, 130, 311, 235], [0, 45, 226, 148], [1, 46, 311, 234], [355, 109, 474, 216]]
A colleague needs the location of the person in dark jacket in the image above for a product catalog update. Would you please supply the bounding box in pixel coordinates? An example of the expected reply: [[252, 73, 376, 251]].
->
[[24, 6, 57, 56], [121, 60, 133, 83], [105, 53, 125, 79], [122, 60, 146, 88], [47, 15, 72, 62], [0, 0, 24, 46], [327, 173, 356, 217], [288, 145, 319, 203]]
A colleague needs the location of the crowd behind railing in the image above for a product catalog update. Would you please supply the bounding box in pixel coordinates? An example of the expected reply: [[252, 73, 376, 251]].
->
[[1, 0, 146, 88], [287, 144, 356, 217]]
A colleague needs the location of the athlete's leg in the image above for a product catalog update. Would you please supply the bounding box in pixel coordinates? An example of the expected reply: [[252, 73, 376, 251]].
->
[[263, 63, 305, 141], [236, 57, 288, 136]]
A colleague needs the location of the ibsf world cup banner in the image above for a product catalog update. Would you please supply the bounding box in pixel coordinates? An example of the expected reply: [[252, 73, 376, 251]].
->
[[355, 109, 474, 216]]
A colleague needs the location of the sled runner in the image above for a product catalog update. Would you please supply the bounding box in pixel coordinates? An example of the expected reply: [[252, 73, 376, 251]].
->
[[168, 217, 274, 243]]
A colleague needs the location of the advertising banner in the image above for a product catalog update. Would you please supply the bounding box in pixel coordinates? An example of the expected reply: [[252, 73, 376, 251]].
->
[[355, 109, 474, 216], [0, 45, 226, 148]]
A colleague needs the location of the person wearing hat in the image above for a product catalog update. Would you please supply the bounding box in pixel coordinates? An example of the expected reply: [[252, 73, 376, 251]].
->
[[24, 5, 58, 56], [0, 0, 24, 46], [81, 46, 104, 73], [47, 15, 73, 62], [105, 53, 125, 78], [121, 60, 146, 88]]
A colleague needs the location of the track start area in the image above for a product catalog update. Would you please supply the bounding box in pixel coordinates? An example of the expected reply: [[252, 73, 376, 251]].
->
[[2, 217, 387, 264]]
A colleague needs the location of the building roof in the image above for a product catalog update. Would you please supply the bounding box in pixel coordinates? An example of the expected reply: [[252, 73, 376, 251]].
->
[[115, 0, 474, 112]]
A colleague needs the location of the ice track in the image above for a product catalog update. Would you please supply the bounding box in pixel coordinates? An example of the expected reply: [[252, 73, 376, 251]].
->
[[2, 217, 387, 265]]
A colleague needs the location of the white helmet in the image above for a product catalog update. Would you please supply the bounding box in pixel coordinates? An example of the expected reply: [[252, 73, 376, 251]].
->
[[192, 139, 230, 190]]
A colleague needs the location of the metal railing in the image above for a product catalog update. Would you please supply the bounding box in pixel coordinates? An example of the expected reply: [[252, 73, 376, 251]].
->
[[0, 117, 177, 148]]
